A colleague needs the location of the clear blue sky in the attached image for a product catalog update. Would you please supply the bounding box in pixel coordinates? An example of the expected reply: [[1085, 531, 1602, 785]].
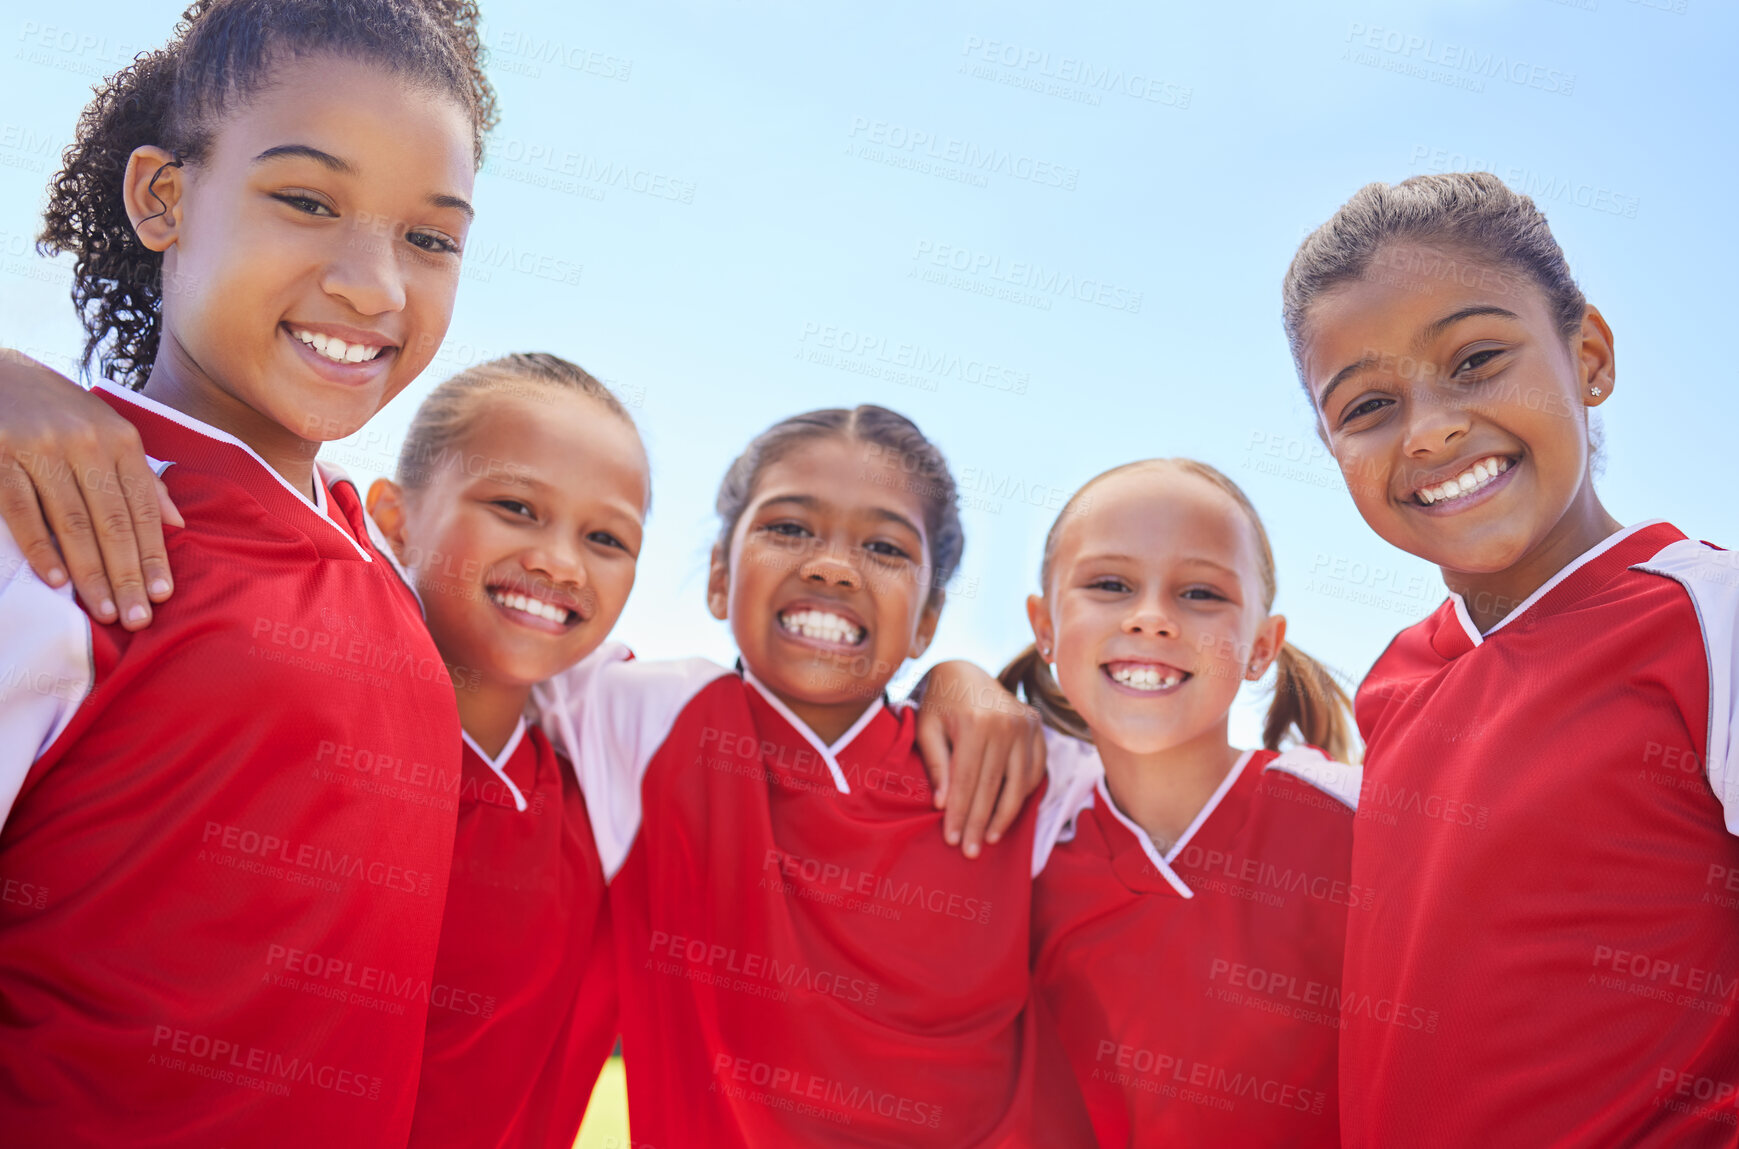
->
[[3, 0, 1732, 746]]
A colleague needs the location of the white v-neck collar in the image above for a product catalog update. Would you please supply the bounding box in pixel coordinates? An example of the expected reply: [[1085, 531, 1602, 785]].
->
[[95, 379, 372, 562], [461, 719, 529, 812], [742, 668, 886, 795], [1448, 520, 1663, 646], [1094, 749, 1256, 900]]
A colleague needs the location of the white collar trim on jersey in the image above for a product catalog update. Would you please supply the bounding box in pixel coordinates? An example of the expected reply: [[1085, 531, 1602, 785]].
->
[[461, 718, 529, 812], [1448, 520, 1665, 647], [741, 668, 886, 795], [1093, 749, 1256, 900], [1261, 745, 1362, 810], [93, 379, 374, 563]]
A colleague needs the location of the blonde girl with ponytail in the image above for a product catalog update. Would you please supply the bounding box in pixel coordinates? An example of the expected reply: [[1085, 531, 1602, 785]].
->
[[1011, 458, 1361, 1148]]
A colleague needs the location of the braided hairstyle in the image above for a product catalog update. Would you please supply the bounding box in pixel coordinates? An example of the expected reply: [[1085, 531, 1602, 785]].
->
[[714, 406, 964, 611], [38, 0, 499, 389]]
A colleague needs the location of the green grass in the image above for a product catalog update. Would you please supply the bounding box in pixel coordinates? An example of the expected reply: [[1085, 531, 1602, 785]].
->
[[573, 1056, 630, 1149]]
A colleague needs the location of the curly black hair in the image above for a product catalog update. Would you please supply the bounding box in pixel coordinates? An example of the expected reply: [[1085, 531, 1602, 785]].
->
[[37, 0, 500, 389]]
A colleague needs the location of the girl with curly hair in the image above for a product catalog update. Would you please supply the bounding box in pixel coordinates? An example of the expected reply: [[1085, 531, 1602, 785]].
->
[[0, 1, 498, 1143]]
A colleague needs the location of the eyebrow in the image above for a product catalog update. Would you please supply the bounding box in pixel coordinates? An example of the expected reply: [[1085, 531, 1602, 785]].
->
[[1180, 556, 1243, 580], [1316, 304, 1523, 411], [1421, 304, 1520, 342], [253, 144, 475, 220], [253, 143, 355, 174], [485, 472, 548, 492], [428, 193, 475, 221], [1076, 552, 1243, 580], [758, 494, 924, 539], [1317, 354, 1378, 413]]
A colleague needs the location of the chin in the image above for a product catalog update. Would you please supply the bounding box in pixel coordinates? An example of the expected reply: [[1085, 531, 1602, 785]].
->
[[1086, 713, 1186, 757], [1412, 527, 1536, 576]]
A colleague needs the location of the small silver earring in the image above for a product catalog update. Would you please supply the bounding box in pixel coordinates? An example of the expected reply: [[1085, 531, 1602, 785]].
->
[[1590, 386, 1603, 397]]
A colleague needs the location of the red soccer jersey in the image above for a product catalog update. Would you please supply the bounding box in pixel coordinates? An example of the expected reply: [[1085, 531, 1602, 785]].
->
[[1032, 734, 1360, 1148], [533, 653, 1097, 1148], [1343, 521, 1739, 1147], [0, 383, 461, 1148], [407, 719, 616, 1149]]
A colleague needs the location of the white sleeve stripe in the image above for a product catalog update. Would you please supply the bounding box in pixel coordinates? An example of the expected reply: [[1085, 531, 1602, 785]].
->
[[1263, 745, 1363, 811], [532, 646, 732, 882], [1031, 725, 1106, 878], [1633, 540, 1739, 836], [0, 531, 95, 826]]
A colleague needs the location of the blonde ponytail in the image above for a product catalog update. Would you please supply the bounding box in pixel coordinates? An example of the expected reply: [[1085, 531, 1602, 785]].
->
[[1265, 642, 1355, 763], [996, 644, 1091, 742]]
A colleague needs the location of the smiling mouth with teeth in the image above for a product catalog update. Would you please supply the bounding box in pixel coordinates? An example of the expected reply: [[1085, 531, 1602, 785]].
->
[[292, 327, 388, 365], [778, 609, 866, 646], [1105, 662, 1187, 692], [487, 587, 578, 626], [1413, 455, 1512, 507]]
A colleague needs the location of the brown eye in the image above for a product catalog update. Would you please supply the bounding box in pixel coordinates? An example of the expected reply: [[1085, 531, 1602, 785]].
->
[[1456, 349, 1502, 374], [272, 192, 335, 216], [1341, 396, 1392, 425], [408, 230, 461, 255]]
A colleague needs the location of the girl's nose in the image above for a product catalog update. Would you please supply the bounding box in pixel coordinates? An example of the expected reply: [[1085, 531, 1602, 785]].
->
[[799, 550, 860, 590], [1123, 597, 1178, 637], [1401, 390, 1473, 458], [320, 226, 409, 316], [523, 534, 590, 591]]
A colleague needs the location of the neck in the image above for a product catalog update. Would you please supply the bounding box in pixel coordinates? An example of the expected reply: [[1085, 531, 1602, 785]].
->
[[1442, 484, 1622, 633], [1096, 720, 1242, 855], [142, 335, 321, 498], [455, 675, 533, 759], [764, 683, 878, 747]]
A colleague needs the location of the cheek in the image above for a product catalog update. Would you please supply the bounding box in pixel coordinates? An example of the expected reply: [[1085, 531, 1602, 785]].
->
[[409, 517, 480, 587], [1517, 403, 1584, 468], [402, 267, 460, 352], [1189, 618, 1253, 677], [591, 563, 636, 623], [744, 538, 802, 580], [1332, 445, 1388, 508], [725, 555, 768, 618], [1050, 608, 1107, 688]]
